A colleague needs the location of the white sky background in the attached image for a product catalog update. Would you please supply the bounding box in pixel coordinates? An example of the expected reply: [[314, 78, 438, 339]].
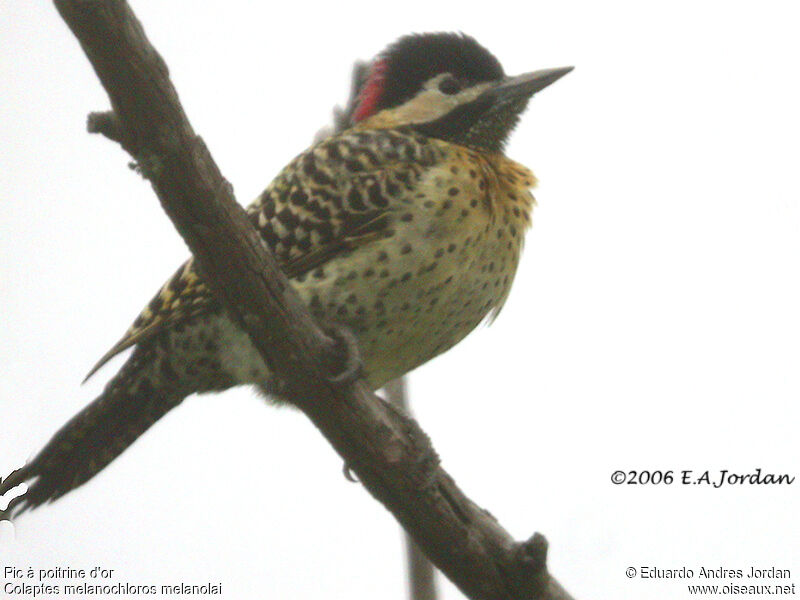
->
[[1, 1, 799, 599]]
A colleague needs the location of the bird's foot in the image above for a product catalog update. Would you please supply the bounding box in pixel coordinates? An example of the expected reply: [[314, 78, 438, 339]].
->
[[322, 324, 363, 387]]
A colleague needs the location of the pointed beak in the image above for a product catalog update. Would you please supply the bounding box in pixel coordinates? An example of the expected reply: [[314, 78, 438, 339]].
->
[[411, 66, 573, 153], [457, 66, 572, 151], [491, 66, 574, 102]]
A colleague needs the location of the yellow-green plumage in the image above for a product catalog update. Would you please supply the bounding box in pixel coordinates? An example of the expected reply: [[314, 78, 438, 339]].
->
[[91, 128, 535, 389], [1, 31, 568, 519]]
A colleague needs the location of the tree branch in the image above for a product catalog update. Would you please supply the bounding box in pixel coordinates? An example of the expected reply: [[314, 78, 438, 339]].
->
[[51, 2, 576, 598]]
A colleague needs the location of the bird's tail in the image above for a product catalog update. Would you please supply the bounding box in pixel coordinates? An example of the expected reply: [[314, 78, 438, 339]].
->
[[0, 345, 186, 520]]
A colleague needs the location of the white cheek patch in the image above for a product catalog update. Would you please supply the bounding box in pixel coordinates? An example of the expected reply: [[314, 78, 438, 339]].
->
[[390, 81, 495, 126], [392, 90, 453, 123]]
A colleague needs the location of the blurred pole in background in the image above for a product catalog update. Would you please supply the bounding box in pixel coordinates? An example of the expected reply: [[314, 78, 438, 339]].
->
[[384, 377, 439, 600]]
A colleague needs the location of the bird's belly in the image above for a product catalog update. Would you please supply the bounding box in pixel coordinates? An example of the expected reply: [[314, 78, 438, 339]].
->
[[354, 264, 504, 388], [295, 227, 519, 389], [173, 241, 514, 395], [212, 152, 530, 391]]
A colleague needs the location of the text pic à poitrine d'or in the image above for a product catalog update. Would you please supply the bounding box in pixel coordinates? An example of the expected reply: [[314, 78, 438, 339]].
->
[[684, 468, 794, 488], [639, 567, 792, 579]]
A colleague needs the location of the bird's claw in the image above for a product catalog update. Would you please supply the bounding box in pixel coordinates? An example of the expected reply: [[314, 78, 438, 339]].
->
[[342, 463, 359, 483], [323, 324, 363, 387]]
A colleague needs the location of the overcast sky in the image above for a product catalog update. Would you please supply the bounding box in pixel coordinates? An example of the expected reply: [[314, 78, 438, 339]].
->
[[1, 2, 798, 599]]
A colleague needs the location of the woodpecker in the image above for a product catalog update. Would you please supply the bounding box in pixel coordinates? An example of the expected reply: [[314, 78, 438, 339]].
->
[[0, 33, 571, 518]]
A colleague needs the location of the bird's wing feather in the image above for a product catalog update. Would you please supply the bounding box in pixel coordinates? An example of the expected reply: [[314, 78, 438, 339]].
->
[[85, 130, 439, 380]]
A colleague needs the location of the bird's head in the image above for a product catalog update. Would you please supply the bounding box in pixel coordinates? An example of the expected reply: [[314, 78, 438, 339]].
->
[[349, 32, 572, 153]]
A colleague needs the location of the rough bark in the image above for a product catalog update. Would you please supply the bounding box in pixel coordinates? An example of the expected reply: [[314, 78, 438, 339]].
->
[[51, 2, 577, 599]]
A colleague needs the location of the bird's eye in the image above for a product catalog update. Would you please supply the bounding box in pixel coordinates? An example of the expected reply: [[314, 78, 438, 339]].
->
[[438, 76, 461, 95]]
